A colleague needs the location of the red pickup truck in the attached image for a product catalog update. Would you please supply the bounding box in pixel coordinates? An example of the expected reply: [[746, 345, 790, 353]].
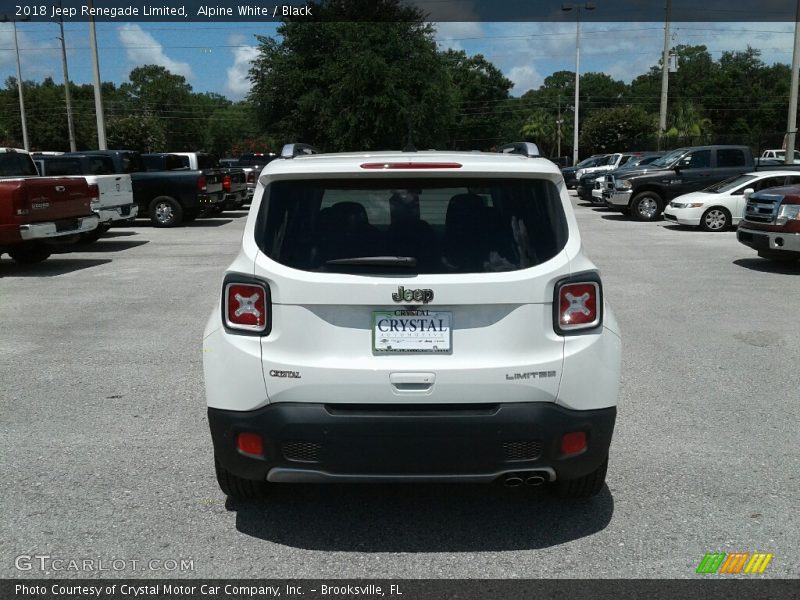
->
[[0, 148, 99, 264]]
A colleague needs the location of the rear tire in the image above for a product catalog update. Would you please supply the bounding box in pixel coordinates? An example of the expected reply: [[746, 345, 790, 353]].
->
[[214, 457, 268, 501], [149, 196, 183, 227], [8, 244, 52, 265], [631, 192, 663, 221], [555, 458, 608, 499]]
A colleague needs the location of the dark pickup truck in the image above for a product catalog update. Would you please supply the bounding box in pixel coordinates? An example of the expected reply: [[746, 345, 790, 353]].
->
[[143, 152, 247, 212], [0, 148, 98, 264], [75, 150, 224, 227], [603, 145, 798, 221]]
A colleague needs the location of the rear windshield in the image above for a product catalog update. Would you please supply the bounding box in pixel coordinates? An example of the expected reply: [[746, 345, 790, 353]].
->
[[256, 178, 567, 274], [0, 152, 38, 177], [41, 157, 83, 175]]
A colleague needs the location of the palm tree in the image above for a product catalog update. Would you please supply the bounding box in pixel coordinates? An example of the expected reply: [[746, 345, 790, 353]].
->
[[666, 103, 712, 143]]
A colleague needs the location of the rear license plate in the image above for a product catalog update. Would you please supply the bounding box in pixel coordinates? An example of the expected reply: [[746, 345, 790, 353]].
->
[[372, 310, 452, 353], [56, 219, 79, 232]]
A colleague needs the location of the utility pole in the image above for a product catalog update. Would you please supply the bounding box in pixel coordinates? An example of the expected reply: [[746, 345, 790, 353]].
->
[[557, 97, 563, 159], [88, 0, 107, 149], [658, 0, 672, 151], [0, 15, 31, 150], [562, 3, 595, 166], [57, 5, 77, 152], [786, 0, 800, 165]]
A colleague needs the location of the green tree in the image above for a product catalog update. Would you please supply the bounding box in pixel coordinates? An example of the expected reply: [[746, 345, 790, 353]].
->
[[441, 49, 513, 150], [107, 112, 167, 152], [247, 0, 455, 151], [579, 105, 656, 154], [665, 102, 712, 142], [520, 108, 558, 156]]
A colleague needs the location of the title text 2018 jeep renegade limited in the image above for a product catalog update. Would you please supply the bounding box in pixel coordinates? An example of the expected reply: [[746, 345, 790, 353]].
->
[[203, 143, 622, 499]]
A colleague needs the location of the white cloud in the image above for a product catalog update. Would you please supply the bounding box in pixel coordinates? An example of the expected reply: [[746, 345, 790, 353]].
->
[[117, 24, 193, 79], [226, 45, 258, 99], [0, 23, 60, 79], [508, 65, 543, 94], [434, 22, 484, 51]]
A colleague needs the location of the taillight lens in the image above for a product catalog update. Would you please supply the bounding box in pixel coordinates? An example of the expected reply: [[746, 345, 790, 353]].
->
[[237, 432, 263, 457], [246, 172, 255, 183], [561, 431, 587, 456], [88, 183, 100, 206], [554, 277, 602, 334], [197, 175, 207, 192], [224, 281, 269, 333], [223, 175, 231, 192]]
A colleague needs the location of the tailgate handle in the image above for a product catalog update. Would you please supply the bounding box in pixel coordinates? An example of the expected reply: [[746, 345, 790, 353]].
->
[[390, 372, 435, 392]]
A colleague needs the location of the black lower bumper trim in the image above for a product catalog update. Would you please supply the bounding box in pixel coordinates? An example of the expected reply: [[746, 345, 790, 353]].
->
[[209, 402, 616, 483]]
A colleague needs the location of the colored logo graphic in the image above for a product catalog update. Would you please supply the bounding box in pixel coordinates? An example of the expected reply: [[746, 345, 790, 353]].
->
[[696, 552, 773, 574]]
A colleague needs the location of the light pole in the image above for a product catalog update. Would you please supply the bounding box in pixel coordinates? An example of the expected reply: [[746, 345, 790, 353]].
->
[[56, 3, 77, 152], [1, 15, 30, 150], [562, 2, 595, 166], [786, 0, 800, 165], [658, 0, 672, 150], [87, 0, 107, 149]]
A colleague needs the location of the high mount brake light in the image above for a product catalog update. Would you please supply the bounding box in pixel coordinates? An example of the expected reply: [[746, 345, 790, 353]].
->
[[554, 278, 602, 334], [224, 282, 269, 333], [359, 162, 463, 170]]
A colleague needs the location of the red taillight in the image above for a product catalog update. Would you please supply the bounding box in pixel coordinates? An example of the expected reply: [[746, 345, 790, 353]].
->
[[223, 175, 231, 192], [556, 280, 601, 332], [246, 172, 255, 183], [561, 431, 587, 456], [88, 183, 100, 204], [197, 175, 207, 192], [360, 162, 463, 170], [237, 432, 263, 456], [224, 282, 268, 332]]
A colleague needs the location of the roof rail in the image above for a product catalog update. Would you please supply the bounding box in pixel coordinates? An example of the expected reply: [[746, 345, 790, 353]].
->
[[498, 142, 540, 158], [280, 143, 320, 159]]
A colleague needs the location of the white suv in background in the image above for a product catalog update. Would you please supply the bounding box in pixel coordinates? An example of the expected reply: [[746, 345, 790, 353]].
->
[[203, 142, 622, 500]]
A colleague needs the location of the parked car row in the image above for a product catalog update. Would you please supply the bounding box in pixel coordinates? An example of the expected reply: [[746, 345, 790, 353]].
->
[[1, 147, 266, 264], [571, 144, 800, 262]]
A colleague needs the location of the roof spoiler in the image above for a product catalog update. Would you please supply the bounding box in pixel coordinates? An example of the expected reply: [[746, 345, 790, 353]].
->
[[498, 142, 540, 158], [280, 143, 320, 159]]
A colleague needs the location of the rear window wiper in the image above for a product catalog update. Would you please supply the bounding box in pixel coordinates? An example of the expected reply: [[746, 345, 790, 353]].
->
[[324, 256, 417, 268]]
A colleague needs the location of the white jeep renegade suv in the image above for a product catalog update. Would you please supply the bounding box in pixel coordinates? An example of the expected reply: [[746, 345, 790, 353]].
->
[[203, 142, 621, 499]]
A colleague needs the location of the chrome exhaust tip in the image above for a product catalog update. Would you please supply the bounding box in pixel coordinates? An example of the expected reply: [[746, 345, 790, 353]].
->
[[503, 474, 524, 488], [525, 474, 546, 487]]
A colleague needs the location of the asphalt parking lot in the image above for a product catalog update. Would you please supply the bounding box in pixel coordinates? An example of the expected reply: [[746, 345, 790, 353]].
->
[[2, 196, 799, 579]]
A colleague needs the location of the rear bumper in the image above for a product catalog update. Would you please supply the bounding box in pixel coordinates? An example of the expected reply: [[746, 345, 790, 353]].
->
[[737, 226, 800, 254], [97, 204, 138, 223], [209, 402, 616, 483], [19, 215, 99, 241]]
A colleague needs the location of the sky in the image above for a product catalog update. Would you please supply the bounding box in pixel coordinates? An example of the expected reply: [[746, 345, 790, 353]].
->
[[0, 20, 795, 101]]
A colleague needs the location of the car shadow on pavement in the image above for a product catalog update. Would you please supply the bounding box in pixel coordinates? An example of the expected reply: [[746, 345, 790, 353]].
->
[[51, 240, 149, 253], [600, 214, 633, 221], [103, 230, 139, 238], [132, 219, 233, 228], [231, 483, 613, 552], [0, 258, 111, 277], [733, 258, 800, 275]]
